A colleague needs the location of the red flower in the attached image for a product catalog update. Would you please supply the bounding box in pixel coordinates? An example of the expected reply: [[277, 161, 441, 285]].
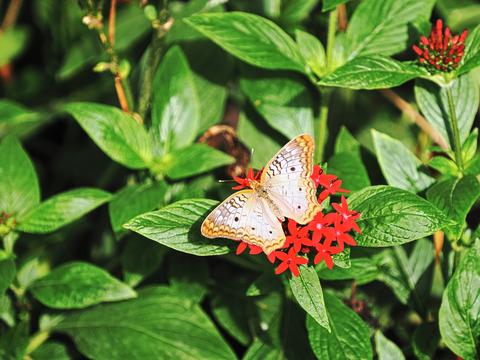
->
[[235, 241, 263, 255], [232, 167, 262, 190], [330, 216, 357, 251], [313, 238, 342, 269], [412, 19, 467, 73], [311, 165, 324, 187], [332, 195, 361, 233], [316, 173, 349, 202], [273, 247, 308, 277], [308, 211, 336, 244], [285, 219, 314, 252]]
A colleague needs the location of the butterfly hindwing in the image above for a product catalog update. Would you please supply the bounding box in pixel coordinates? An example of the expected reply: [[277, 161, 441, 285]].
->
[[201, 190, 285, 254], [263, 134, 321, 224]]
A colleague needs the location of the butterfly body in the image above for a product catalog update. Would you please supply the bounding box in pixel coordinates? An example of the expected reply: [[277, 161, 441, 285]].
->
[[201, 134, 321, 254]]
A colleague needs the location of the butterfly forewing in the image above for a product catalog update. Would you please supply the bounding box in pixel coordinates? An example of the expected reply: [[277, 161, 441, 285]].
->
[[263, 134, 321, 224], [201, 190, 285, 254]]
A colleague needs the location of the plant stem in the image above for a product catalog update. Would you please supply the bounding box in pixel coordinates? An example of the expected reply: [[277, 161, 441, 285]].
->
[[445, 84, 463, 174], [26, 330, 49, 355], [315, 9, 337, 162]]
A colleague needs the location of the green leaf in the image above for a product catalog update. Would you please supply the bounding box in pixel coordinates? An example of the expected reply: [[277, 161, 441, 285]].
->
[[346, 0, 434, 59], [428, 156, 459, 176], [17, 188, 111, 234], [0, 27, 28, 66], [457, 24, 480, 75], [328, 152, 371, 192], [121, 236, 167, 287], [412, 322, 439, 360], [29, 262, 136, 309], [63, 102, 151, 169], [240, 68, 314, 139], [236, 111, 282, 169], [152, 46, 200, 153], [211, 293, 251, 346], [334, 127, 360, 156], [109, 181, 167, 235], [0, 320, 28, 359], [0, 100, 45, 138], [375, 331, 405, 360], [289, 265, 330, 331], [185, 12, 305, 72], [439, 241, 480, 359], [319, 56, 427, 89], [50, 286, 236, 360], [372, 130, 434, 193], [280, 0, 319, 24], [462, 128, 478, 163], [322, 0, 350, 12], [246, 272, 283, 296], [348, 186, 449, 247], [0, 135, 40, 217], [426, 176, 480, 239], [168, 253, 209, 303], [163, 144, 234, 180], [0, 251, 15, 295], [415, 74, 479, 146], [317, 258, 379, 285], [295, 30, 326, 76], [31, 341, 71, 360], [307, 291, 373, 360], [124, 199, 231, 256], [466, 154, 480, 175]]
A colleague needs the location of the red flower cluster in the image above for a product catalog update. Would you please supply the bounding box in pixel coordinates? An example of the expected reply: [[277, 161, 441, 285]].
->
[[234, 165, 361, 277], [412, 19, 468, 73]]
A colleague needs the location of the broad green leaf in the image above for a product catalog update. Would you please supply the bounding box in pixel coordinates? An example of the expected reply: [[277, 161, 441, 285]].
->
[[152, 46, 200, 153], [0, 136, 39, 217], [246, 272, 283, 296], [0, 251, 15, 295], [280, 0, 318, 25], [50, 286, 236, 360], [121, 236, 167, 287], [457, 24, 480, 75], [114, 4, 151, 51], [31, 341, 71, 360], [334, 127, 360, 156], [17, 256, 50, 289], [348, 186, 449, 247], [124, 199, 231, 256], [240, 68, 314, 139], [319, 56, 427, 89], [0, 100, 45, 138], [439, 241, 480, 359], [330, 247, 351, 269], [466, 154, 480, 175], [317, 258, 379, 285], [182, 41, 234, 133], [0, 27, 28, 66], [0, 294, 15, 327], [237, 111, 282, 169], [346, 0, 435, 59], [375, 331, 405, 360], [322, 0, 350, 12], [185, 12, 305, 72], [372, 130, 434, 193], [109, 181, 167, 235], [375, 240, 434, 309], [211, 293, 251, 346], [0, 320, 28, 359], [415, 74, 479, 146], [64, 102, 151, 169], [328, 152, 371, 192], [412, 322, 439, 360], [462, 128, 478, 163], [163, 143, 234, 180], [29, 262, 136, 309], [289, 265, 330, 331], [307, 291, 373, 360], [428, 156, 458, 176], [168, 254, 209, 303], [295, 30, 326, 76], [17, 188, 111, 234], [426, 176, 480, 239]]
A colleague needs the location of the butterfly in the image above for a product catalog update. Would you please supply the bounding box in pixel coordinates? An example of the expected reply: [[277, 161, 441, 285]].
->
[[201, 134, 321, 254]]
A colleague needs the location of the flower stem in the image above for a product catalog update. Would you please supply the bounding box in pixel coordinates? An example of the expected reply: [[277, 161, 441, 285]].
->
[[26, 330, 49, 355], [315, 9, 336, 162], [445, 84, 463, 174]]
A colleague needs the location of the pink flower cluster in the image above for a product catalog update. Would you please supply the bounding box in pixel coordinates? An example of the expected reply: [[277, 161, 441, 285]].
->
[[234, 165, 361, 277]]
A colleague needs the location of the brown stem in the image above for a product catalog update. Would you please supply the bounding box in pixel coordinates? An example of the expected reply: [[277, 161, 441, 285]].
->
[[1, 0, 22, 29], [108, 0, 117, 47], [114, 75, 129, 112], [434, 231, 444, 265], [337, 3, 348, 32], [380, 89, 449, 150]]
